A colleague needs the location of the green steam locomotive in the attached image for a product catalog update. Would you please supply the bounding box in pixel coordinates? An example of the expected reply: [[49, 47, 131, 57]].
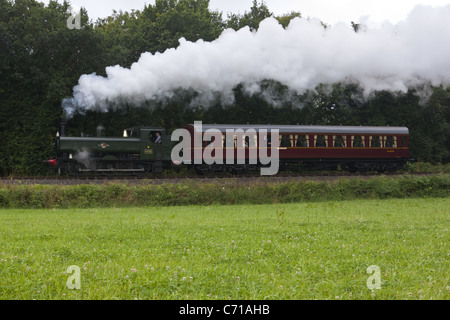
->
[[51, 123, 174, 175]]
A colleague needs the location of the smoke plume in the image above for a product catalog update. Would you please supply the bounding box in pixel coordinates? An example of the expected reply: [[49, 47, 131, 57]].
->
[[64, 5, 450, 117]]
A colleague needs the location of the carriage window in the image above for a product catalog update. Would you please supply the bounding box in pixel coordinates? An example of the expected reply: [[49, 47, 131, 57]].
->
[[244, 136, 250, 148], [223, 134, 237, 148], [334, 135, 346, 148], [370, 136, 381, 148], [352, 135, 365, 148], [280, 135, 292, 147], [296, 135, 308, 147], [385, 136, 397, 148], [244, 135, 257, 148], [236, 135, 246, 148], [241, 135, 257, 148], [263, 135, 272, 147], [315, 135, 327, 147], [203, 134, 220, 147]]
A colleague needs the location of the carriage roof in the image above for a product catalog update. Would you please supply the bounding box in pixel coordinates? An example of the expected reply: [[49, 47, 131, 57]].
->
[[188, 124, 409, 135]]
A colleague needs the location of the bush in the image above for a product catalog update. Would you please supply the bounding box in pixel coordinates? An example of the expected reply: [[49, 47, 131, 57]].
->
[[0, 175, 449, 209]]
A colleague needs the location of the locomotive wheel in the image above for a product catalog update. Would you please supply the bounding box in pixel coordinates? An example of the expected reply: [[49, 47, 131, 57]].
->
[[66, 162, 82, 176]]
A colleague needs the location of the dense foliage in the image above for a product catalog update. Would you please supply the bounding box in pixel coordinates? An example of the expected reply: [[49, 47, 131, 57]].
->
[[1, 175, 449, 208], [1, 0, 449, 176]]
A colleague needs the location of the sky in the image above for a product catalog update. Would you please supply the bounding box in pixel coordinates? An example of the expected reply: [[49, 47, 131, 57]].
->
[[42, 0, 450, 26]]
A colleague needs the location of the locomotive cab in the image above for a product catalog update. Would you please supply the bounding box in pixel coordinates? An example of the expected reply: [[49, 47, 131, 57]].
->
[[138, 127, 173, 173], [138, 128, 169, 160]]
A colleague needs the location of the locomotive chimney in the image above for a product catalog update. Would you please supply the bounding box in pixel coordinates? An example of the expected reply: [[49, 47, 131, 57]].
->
[[60, 114, 67, 137]]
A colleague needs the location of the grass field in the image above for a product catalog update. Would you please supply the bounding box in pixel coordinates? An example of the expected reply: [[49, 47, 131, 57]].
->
[[0, 198, 448, 300]]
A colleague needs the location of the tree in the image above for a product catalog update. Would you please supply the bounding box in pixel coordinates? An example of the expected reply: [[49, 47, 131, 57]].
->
[[407, 87, 450, 162], [0, 0, 104, 175], [139, 0, 224, 54], [226, 0, 273, 31], [95, 9, 144, 69], [276, 11, 301, 29]]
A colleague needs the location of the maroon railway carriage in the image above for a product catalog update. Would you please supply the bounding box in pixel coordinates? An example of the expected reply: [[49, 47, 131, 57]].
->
[[183, 124, 411, 172]]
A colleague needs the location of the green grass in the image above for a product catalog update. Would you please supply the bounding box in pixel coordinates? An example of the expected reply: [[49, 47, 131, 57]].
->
[[405, 162, 450, 174], [0, 198, 448, 300]]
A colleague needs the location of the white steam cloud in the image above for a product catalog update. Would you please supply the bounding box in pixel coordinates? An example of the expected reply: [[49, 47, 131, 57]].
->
[[65, 5, 450, 116]]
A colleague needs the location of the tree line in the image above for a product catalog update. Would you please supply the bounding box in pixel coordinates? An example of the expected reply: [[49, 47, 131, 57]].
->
[[0, 0, 449, 175]]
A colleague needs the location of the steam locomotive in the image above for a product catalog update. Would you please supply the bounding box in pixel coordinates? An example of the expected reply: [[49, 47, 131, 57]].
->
[[47, 121, 412, 175]]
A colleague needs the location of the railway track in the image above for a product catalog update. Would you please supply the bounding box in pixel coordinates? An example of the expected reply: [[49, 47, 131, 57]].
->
[[0, 171, 439, 185]]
